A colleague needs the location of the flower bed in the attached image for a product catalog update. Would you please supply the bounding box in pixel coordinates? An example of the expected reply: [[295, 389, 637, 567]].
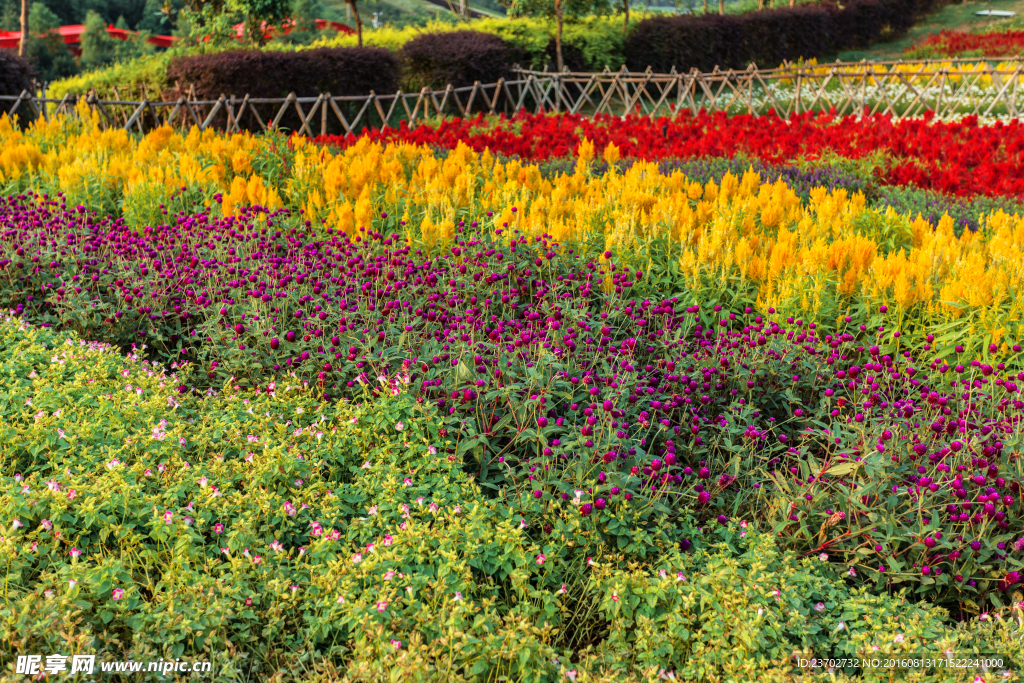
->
[[905, 30, 1024, 60], [3, 112, 1024, 679], [316, 111, 1024, 198], [2, 316, 1022, 681]]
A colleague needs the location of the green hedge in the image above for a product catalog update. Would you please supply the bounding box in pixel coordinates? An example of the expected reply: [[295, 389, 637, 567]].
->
[[47, 15, 631, 100], [1, 315, 1022, 681]]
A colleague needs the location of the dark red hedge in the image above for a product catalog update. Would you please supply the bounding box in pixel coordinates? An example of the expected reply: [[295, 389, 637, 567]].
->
[[399, 30, 521, 90], [0, 50, 35, 119], [166, 47, 400, 100]]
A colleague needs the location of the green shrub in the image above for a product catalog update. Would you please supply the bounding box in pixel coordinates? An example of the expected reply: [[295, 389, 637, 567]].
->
[[47, 53, 172, 100], [1, 315, 1021, 681]]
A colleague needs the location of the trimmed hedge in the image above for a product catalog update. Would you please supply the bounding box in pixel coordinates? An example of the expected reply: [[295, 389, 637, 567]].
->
[[624, 0, 938, 72], [165, 47, 399, 133], [166, 47, 399, 100], [0, 50, 35, 119], [399, 30, 521, 90]]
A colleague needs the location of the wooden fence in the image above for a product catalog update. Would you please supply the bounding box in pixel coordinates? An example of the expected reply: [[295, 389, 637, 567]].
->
[[517, 57, 1024, 120], [3, 57, 1024, 133], [0, 78, 548, 134]]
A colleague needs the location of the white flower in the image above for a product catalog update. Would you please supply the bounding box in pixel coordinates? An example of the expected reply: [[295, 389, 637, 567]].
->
[[837, 621, 846, 631], [894, 634, 905, 643], [361, 461, 372, 470], [819, 553, 828, 561]]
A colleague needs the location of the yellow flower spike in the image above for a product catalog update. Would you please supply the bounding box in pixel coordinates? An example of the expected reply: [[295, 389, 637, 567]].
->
[[603, 142, 621, 167]]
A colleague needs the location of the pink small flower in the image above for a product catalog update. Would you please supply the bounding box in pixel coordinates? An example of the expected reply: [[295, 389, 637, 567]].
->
[[40, 519, 52, 531], [214, 523, 224, 534], [144, 469, 153, 477], [290, 585, 298, 593], [395, 422, 404, 431], [403, 478, 412, 487], [536, 554, 546, 565], [245, 597, 253, 606], [383, 571, 396, 580], [383, 534, 393, 546], [252, 555, 262, 565], [366, 543, 375, 553], [429, 503, 439, 513], [558, 584, 567, 594], [46, 480, 60, 492], [112, 588, 123, 600], [270, 540, 284, 552], [428, 446, 437, 455], [352, 553, 363, 564], [68, 579, 77, 589], [814, 602, 825, 612], [67, 488, 77, 501], [390, 639, 402, 650], [611, 593, 619, 602], [69, 547, 81, 559], [199, 476, 208, 487], [11, 519, 22, 530], [376, 601, 388, 612], [453, 591, 462, 601], [163, 510, 173, 524], [221, 547, 230, 555]]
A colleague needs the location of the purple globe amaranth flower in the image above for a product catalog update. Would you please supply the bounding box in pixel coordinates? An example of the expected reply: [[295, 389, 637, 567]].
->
[[594, 498, 606, 510], [580, 503, 593, 517]]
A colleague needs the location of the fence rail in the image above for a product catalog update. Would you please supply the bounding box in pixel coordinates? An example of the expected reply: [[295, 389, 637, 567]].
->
[[4, 57, 1024, 133]]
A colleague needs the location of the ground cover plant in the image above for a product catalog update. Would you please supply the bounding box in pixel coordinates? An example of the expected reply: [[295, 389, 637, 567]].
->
[[2, 110, 1024, 679]]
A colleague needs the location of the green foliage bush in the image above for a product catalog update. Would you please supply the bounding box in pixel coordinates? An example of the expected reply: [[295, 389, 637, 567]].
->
[[2, 315, 1020, 680]]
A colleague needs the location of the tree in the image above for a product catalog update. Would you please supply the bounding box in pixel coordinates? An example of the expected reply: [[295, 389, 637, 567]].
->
[[227, 0, 292, 46], [19, 0, 27, 57], [344, 0, 361, 46], [25, 2, 78, 81], [509, 0, 607, 73], [292, 0, 320, 34], [1, 0, 18, 31], [81, 9, 116, 67]]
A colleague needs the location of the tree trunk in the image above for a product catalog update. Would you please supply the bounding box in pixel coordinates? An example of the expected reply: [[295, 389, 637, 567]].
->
[[718, 0, 724, 14], [623, 0, 628, 36], [460, 0, 467, 20], [788, 0, 794, 6], [555, 0, 563, 72], [703, 0, 707, 12], [348, 0, 362, 46], [18, 0, 27, 58]]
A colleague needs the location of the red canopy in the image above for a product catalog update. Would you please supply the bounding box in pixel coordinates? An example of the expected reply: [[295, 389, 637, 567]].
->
[[0, 24, 176, 53], [0, 17, 351, 53]]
